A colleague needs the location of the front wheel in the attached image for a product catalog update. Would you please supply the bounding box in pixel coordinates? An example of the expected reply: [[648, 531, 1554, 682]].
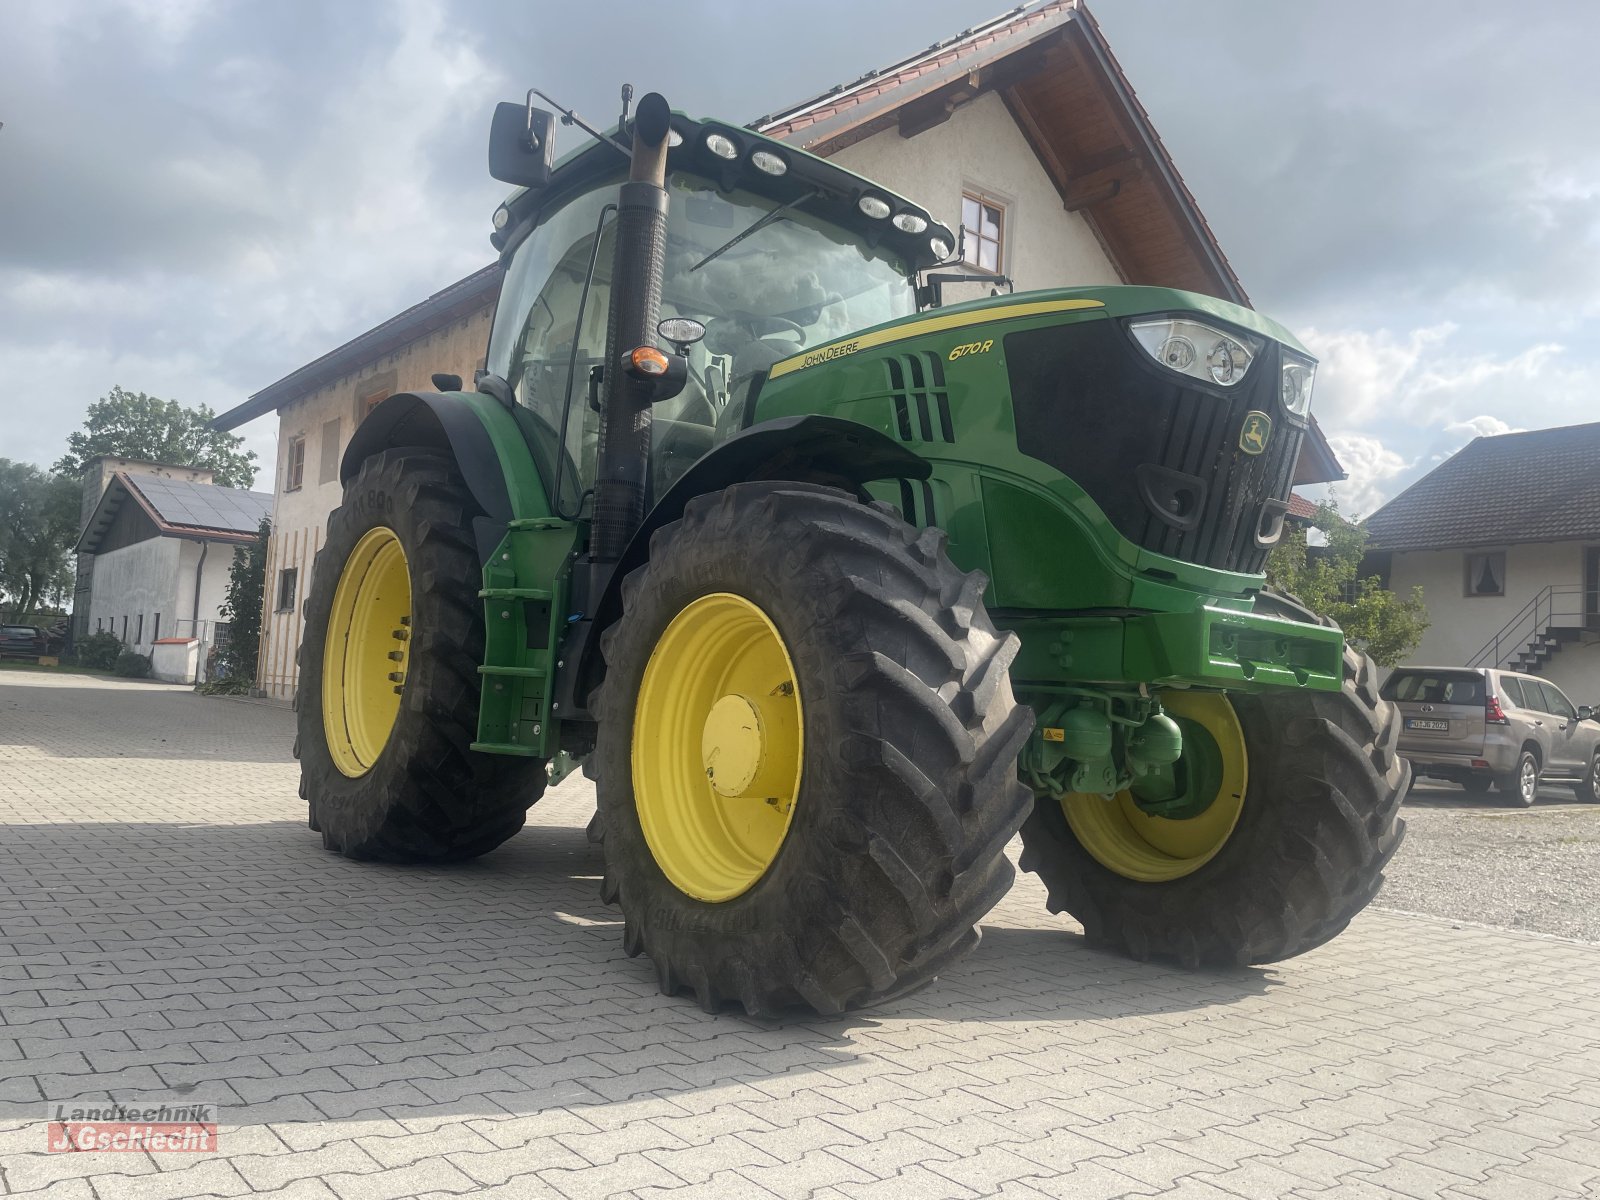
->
[[1018, 591, 1408, 967], [297, 449, 545, 861], [592, 482, 1034, 1016]]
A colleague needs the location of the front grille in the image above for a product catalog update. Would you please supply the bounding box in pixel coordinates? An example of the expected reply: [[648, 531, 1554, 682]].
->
[[1006, 320, 1304, 575]]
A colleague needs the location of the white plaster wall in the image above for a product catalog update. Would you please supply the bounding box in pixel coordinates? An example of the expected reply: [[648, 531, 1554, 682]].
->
[[1387, 539, 1600, 702], [88, 536, 244, 677], [86, 538, 182, 646], [151, 640, 199, 684], [831, 91, 1122, 305], [174, 540, 239, 630], [1544, 640, 1600, 709]]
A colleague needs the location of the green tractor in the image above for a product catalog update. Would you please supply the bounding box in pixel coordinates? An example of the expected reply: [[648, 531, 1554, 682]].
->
[[297, 91, 1407, 1016]]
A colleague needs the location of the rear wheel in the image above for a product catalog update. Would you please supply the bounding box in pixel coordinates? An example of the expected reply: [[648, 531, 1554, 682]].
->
[[1575, 751, 1600, 804], [1018, 591, 1408, 966], [297, 449, 545, 861], [592, 482, 1033, 1016], [1496, 750, 1539, 808]]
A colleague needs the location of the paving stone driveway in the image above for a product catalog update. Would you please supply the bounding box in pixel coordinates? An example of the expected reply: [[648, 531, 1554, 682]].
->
[[2, 670, 1599, 1200]]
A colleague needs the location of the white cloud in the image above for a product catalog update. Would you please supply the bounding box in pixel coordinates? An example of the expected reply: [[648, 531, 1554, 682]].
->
[[1300, 323, 1455, 428], [1323, 434, 1409, 520], [1302, 322, 1600, 517], [1441, 415, 1518, 441]]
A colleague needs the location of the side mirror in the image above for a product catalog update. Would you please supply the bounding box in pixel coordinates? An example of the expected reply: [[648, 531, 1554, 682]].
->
[[489, 99, 555, 188], [1578, 705, 1595, 721]]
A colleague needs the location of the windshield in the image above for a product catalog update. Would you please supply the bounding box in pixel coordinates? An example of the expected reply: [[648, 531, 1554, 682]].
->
[[487, 173, 915, 505]]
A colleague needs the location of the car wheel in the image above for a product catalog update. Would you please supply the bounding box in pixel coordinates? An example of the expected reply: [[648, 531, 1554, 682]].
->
[[1495, 750, 1539, 808], [1463, 777, 1493, 794]]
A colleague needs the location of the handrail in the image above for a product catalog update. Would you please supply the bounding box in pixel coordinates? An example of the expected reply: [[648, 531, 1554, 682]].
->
[[1466, 584, 1588, 669]]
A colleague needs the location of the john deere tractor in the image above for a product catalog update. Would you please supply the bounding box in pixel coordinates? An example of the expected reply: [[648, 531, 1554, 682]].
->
[[297, 91, 1407, 1016]]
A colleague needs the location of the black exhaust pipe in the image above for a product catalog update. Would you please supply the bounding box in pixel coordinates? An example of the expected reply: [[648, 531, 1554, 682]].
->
[[590, 92, 672, 564]]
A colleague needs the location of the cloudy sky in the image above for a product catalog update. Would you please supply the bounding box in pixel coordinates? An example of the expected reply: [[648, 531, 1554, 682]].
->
[[2, 0, 1596, 516]]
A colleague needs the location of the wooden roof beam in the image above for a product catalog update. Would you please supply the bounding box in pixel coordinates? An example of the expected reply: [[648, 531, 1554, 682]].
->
[[897, 34, 1065, 140]]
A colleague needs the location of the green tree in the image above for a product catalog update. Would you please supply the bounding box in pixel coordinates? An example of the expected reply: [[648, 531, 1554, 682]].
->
[[54, 386, 257, 488], [215, 516, 270, 683], [1266, 496, 1429, 668], [0, 460, 80, 616]]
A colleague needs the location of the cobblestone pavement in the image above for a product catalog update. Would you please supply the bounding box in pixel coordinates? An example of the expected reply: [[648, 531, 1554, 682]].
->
[[2, 670, 1599, 1199]]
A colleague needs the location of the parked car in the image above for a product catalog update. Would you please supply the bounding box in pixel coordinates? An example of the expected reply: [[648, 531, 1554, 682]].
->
[[1382, 666, 1600, 805], [0, 624, 48, 661]]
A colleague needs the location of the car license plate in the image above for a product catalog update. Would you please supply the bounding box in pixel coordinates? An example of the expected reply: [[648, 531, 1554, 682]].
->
[[1406, 718, 1450, 732]]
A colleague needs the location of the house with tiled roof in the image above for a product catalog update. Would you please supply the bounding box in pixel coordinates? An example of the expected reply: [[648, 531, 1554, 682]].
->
[[1365, 422, 1600, 702], [214, 0, 1343, 700], [74, 462, 273, 682]]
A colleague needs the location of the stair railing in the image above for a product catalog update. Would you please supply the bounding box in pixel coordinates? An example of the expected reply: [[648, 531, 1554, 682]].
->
[[1465, 584, 1588, 669]]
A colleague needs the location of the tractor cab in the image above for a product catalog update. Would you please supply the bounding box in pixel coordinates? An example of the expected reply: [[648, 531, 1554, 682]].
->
[[483, 112, 954, 512]]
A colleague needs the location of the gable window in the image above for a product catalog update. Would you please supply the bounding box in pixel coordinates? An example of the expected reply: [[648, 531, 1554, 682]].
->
[[1465, 551, 1505, 597], [961, 190, 1006, 274], [285, 435, 306, 492], [276, 568, 299, 613], [319, 418, 342, 485]]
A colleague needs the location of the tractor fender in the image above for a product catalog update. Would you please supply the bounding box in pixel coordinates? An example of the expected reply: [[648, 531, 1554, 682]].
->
[[341, 391, 555, 561], [571, 414, 930, 707]]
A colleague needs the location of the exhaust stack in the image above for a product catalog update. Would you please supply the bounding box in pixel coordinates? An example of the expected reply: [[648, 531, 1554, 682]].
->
[[590, 92, 672, 563]]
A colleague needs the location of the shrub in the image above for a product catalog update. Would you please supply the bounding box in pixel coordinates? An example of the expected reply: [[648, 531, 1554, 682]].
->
[[74, 631, 122, 670], [113, 648, 153, 678]]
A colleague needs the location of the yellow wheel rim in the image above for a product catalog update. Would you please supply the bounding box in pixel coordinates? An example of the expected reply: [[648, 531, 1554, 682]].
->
[[1062, 691, 1247, 883], [632, 592, 804, 902], [322, 527, 411, 778]]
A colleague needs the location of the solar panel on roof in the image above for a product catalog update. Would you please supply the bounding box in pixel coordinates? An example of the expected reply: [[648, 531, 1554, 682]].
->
[[128, 475, 272, 534]]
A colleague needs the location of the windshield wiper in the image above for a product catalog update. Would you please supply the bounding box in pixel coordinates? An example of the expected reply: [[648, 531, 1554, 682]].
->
[[691, 188, 820, 272]]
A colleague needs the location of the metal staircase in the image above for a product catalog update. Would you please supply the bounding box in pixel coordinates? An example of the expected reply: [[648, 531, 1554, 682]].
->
[[1466, 585, 1589, 674]]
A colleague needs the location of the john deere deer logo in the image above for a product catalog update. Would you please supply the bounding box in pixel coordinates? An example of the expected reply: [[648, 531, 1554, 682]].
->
[[1239, 412, 1272, 455]]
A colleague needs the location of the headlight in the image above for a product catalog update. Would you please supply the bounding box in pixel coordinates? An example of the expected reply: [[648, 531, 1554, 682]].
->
[[1129, 318, 1262, 387], [750, 149, 787, 176], [704, 131, 739, 160], [1280, 354, 1316, 417], [857, 195, 891, 220]]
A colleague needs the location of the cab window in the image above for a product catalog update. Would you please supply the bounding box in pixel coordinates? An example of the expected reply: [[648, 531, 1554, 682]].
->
[[487, 173, 915, 507]]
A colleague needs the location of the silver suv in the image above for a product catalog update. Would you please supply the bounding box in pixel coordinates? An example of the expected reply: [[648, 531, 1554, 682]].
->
[[1381, 666, 1600, 806]]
